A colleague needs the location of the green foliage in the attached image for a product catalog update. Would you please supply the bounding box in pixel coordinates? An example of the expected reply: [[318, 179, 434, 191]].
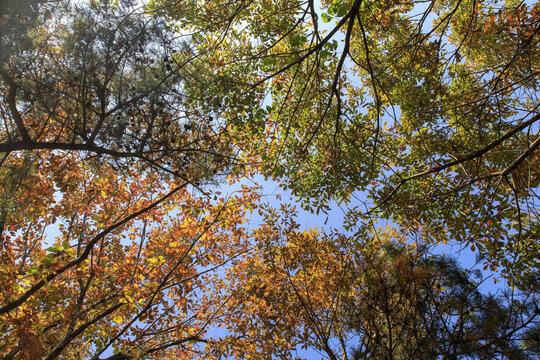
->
[[154, 0, 540, 286], [1, 0, 539, 359]]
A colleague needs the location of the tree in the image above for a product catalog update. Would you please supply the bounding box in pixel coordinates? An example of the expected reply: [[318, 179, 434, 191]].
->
[[0, 0, 234, 185], [2, 0, 539, 359], [0, 149, 260, 359], [153, 0, 540, 286], [210, 207, 539, 359], [0, 1, 257, 359]]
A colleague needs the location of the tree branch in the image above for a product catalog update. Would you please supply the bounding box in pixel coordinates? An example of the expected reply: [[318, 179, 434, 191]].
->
[[0, 183, 187, 315]]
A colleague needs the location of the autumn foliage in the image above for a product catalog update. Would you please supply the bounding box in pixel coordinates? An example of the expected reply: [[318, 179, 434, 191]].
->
[[1, 0, 539, 359]]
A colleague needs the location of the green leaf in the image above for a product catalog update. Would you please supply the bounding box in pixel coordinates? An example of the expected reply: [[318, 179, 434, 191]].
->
[[321, 13, 332, 23], [320, 49, 332, 59], [360, 0, 369, 10], [28, 266, 40, 275]]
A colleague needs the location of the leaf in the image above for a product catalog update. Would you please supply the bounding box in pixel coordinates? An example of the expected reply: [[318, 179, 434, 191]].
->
[[321, 13, 332, 23], [1, 0, 538, 359]]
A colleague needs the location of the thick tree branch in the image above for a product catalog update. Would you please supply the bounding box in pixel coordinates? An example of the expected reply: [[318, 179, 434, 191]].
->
[[0, 67, 31, 141]]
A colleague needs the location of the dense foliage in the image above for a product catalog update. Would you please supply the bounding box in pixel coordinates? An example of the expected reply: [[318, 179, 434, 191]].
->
[[152, 0, 540, 285], [0, 0, 538, 359]]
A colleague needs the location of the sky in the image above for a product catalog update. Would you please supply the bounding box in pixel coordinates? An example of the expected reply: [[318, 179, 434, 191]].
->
[[37, 0, 527, 358]]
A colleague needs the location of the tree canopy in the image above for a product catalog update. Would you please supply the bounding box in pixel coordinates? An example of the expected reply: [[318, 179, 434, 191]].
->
[[0, 0, 538, 359], [152, 0, 540, 285]]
